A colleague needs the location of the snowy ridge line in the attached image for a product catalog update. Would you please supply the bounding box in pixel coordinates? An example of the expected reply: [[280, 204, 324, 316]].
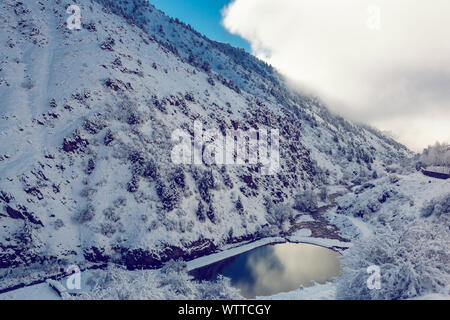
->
[[186, 237, 286, 271]]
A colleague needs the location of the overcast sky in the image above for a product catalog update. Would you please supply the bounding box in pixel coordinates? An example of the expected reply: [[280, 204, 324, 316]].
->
[[222, 0, 450, 151]]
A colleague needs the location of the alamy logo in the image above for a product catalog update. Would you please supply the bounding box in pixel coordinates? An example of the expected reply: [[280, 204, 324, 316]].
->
[[66, 5, 82, 30], [171, 121, 280, 175], [66, 264, 81, 290], [366, 265, 381, 290], [366, 5, 381, 30]]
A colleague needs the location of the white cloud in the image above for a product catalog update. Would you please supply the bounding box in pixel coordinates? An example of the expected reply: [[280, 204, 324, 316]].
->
[[222, 0, 450, 151]]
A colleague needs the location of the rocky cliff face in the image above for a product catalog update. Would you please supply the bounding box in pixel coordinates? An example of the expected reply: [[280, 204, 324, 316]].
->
[[0, 0, 410, 290]]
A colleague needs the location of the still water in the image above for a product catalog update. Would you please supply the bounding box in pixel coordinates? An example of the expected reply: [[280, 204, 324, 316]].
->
[[190, 242, 341, 298]]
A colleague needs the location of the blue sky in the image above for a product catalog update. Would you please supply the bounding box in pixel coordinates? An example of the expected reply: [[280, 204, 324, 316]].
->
[[150, 0, 250, 52]]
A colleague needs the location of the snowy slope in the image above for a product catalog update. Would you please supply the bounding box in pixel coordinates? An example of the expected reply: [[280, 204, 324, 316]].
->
[[0, 0, 412, 292]]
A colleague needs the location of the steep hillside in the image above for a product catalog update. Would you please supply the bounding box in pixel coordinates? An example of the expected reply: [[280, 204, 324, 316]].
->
[[0, 0, 411, 291]]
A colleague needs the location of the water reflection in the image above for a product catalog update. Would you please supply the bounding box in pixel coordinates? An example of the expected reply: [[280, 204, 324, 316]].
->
[[190, 242, 341, 298]]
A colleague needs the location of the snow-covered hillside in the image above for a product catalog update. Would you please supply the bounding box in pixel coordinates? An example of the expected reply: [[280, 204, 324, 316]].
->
[[0, 0, 415, 293]]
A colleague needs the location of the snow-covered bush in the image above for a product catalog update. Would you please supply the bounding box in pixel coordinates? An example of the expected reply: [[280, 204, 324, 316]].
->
[[170, 167, 186, 189], [293, 191, 318, 213], [194, 169, 216, 202], [235, 196, 245, 215], [156, 179, 182, 212], [128, 150, 158, 181], [73, 260, 242, 300], [336, 181, 398, 219], [196, 201, 207, 222], [319, 187, 327, 202], [196, 275, 242, 300], [100, 222, 117, 238], [156, 168, 186, 211], [206, 203, 216, 223], [336, 217, 450, 300], [420, 193, 450, 218], [104, 129, 115, 146], [195, 200, 216, 223], [74, 204, 96, 223], [21, 78, 35, 89], [126, 175, 140, 193], [310, 160, 328, 185], [266, 203, 295, 232]]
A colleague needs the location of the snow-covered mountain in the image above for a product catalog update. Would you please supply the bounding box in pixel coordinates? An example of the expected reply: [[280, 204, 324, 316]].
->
[[0, 0, 412, 291]]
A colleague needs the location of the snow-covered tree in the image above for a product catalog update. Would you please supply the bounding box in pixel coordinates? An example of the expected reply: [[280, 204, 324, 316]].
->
[[420, 142, 450, 167], [336, 216, 450, 300], [293, 191, 318, 213]]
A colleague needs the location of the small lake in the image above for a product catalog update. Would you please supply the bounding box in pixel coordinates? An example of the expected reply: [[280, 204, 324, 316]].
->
[[189, 242, 341, 298]]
